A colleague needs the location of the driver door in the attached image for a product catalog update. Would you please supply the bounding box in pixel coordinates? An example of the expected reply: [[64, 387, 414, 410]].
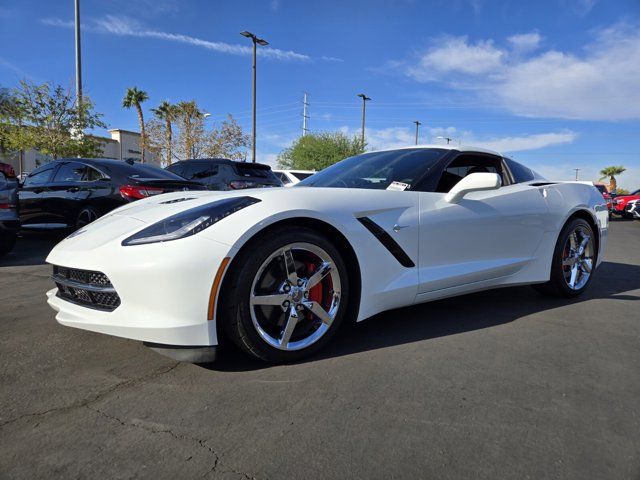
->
[[417, 153, 549, 295]]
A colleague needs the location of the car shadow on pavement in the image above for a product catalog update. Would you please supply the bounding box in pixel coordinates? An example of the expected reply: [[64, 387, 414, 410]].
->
[[0, 231, 65, 268], [206, 260, 640, 372]]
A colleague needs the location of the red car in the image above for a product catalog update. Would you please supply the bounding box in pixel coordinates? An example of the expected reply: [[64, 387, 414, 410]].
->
[[593, 183, 614, 212], [612, 188, 640, 217]]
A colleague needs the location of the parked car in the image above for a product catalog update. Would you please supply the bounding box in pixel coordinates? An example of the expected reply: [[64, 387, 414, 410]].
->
[[0, 171, 19, 256], [46, 145, 608, 364], [625, 199, 640, 219], [593, 183, 614, 213], [18, 158, 205, 231], [612, 189, 640, 218], [273, 169, 316, 187], [166, 159, 282, 190]]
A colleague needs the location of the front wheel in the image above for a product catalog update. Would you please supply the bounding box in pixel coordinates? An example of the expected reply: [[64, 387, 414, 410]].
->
[[76, 206, 99, 230], [220, 227, 350, 363], [533, 218, 596, 298]]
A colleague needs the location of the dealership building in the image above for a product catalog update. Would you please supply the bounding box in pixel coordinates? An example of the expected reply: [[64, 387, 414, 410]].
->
[[0, 129, 159, 176]]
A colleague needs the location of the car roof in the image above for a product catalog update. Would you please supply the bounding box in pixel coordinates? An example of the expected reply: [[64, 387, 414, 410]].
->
[[173, 158, 272, 169], [371, 144, 503, 157], [273, 169, 316, 173]]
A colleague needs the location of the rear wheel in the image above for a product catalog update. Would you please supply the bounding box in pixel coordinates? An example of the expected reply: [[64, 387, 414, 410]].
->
[[533, 218, 596, 297], [76, 206, 99, 230], [221, 227, 349, 363], [0, 233, 16, 256]]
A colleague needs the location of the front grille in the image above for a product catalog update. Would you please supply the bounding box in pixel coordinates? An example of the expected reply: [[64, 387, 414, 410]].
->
[[52, 265, 121, 311]]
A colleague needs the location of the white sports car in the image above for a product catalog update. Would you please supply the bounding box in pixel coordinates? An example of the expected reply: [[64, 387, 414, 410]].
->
[[46, 146, 609, 363]]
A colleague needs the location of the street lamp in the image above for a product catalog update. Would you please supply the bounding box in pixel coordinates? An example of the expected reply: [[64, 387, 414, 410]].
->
[[240, 31, 269, 163], [437, 135, 452, 144], [357, 93, 371, 146], [413, 120, 421, 145]]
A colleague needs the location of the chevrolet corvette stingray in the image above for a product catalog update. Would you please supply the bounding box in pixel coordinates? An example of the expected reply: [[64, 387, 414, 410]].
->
[[46, 146, 609, 363]]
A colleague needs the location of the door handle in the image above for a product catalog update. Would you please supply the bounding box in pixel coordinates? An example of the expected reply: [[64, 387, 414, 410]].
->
[[67, 186, 80, 192]]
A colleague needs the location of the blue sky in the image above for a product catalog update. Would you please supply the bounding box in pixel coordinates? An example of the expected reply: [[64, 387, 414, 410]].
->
[[1, 0, 639, 188]]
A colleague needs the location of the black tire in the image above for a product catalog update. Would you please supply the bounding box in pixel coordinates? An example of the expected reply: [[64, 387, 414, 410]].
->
[[76, 206, 99, 230], [0, 233, 16, 256], [220, 226, 350, 363], [533, 218, 596, 298]]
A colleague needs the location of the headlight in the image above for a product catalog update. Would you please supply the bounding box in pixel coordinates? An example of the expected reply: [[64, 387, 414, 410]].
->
[[122, 196, 260, 246]]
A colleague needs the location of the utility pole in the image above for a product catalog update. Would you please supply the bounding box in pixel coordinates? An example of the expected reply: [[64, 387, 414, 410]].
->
[[302, 92, 309, 136], [74, 0, 82, 112], [240, 31, 269, 163], [357, 93, 371, 146], [574, 168, 580, 181], [413, 120, 421, 145]]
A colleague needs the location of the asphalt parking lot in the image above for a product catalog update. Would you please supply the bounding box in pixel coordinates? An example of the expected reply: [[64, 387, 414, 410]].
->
[[1, 220, 639, 479]]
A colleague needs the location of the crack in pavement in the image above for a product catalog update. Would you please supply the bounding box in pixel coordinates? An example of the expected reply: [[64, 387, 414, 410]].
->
[[86, 405, 257, 480], [0, 362, 180, 429]]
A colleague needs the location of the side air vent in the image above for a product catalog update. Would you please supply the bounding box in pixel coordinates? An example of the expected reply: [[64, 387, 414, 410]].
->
[[160, 197, 197, 204], [357, 217, 415, 268]]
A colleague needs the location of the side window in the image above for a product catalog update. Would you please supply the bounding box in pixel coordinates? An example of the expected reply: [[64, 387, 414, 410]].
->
[[53, 162, 86, 182], [24, 167, 54, 187], [166, 163, 185, 177], [505, 158, 534, 183], [183, 163, 218, 181], [85, 166, 106, 181], [276, 172, 289, 183], [434, 154, 504, 193]]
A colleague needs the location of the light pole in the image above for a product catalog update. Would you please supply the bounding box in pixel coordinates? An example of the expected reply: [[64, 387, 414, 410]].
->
[[240, 31, 269, 163], [437, 135, 452, 144], [574, 168, 580, 181], [413, 120, 421, 145], [357, 93, 371, 146], [74, 0, 82, 111]]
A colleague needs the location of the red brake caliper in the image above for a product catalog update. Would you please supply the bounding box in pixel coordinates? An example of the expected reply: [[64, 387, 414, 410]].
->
[[305, 263, 323, 321]]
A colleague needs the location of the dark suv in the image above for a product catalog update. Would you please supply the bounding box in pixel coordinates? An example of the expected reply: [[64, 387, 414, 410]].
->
[[0, 171, 19, 256], [18, 158, 205, 231], [166, 159, 282, 190]]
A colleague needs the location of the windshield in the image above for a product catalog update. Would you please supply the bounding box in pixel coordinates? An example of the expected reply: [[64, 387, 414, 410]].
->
[[297, 148, 447, 190], [291, 172, 314, 181]]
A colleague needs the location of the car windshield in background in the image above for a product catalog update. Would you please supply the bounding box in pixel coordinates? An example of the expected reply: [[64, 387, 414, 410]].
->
[[297, 148, 447, 190], [119, 163, 186, 180], [595, 185, 607, 194], [292, 172, 314, 181]]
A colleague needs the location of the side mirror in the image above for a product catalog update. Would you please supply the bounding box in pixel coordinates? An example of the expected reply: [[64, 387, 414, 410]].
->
[[445, 172, 501, 203]]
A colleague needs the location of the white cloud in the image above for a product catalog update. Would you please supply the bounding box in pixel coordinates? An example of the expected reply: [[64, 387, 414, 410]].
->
[[470, 131, 578, 152], [41, 15, 310, 62], [320, 56, 344, 62], [400, 23, 640, 120], [507, 32, 542, 52], [407, 36, 504, 81], [337, 125, 576, 153], [270, 0, 280, 11]]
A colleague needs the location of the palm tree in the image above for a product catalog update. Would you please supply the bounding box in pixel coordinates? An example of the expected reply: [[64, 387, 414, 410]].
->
[[176, 100, 204, 159], [599, 166, 626, 193], [122, 87, 149, 162], [151, 100, 177, 165]]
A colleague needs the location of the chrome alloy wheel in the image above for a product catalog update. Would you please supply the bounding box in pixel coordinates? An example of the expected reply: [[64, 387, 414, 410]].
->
[[561, 226, 594, 290], [77, 209, 98, 228], [249, 242, 341, 351]]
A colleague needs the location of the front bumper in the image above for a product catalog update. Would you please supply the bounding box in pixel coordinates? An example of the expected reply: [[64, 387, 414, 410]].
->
[[46, 230, 236, 347]]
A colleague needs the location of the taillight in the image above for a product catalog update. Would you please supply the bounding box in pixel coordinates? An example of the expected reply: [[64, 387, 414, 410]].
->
[[229, 180, 257, 190], [119, 184, 164, 200], [0, 203, 14, 209]]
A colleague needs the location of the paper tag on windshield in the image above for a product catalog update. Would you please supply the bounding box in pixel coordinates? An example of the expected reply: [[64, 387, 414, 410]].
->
[[387, 181, 410, 191]]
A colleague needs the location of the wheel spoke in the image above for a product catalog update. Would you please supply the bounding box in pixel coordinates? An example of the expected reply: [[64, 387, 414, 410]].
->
[[306, 262, 332, 289], [250, 293, 289, 306], [302, 300, 333, 326], [580, 258, 593, 273], [568, 264, 579, 288], [569, 232, 578, 250], [279, 305, 299, 347], [578, 235, 590, 254], [562, 257, 576, 267], [282, 249, 298, 284]]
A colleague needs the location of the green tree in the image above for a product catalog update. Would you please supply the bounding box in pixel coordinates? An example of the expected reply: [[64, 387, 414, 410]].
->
[[151, 100, 178, 165], [204, 115, 250, 161], [599, 166, 626, 193], [1, 81, 105, 161], [122, 87, 149, 162], [277, 132, 365, 171]]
